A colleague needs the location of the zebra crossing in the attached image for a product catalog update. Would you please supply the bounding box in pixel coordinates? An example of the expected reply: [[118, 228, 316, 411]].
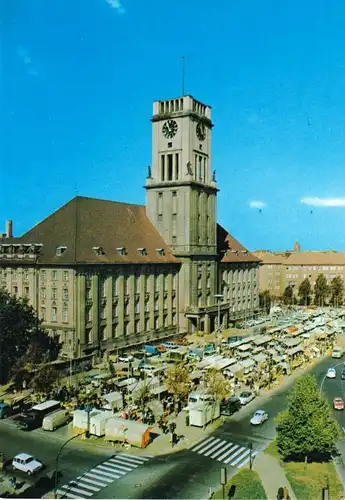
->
[[54, 452, 151, 499], [188, 437, 259, 468]]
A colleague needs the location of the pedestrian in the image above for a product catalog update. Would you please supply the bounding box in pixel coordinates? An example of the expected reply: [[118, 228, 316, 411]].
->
[[283, 486, 290, 500], [277, 486, 284, 500]]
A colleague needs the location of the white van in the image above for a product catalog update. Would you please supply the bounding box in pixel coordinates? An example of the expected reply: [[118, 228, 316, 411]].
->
[[42, 409, 71, 431], [188, 391, 213, 406]]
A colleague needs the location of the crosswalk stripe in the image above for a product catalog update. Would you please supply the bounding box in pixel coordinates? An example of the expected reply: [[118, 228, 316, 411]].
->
[[237, 450, 258, 468], [94, 466, 121, 479], [97, 464, 126, 475], [60, 485, 93, 497], [117, 452, 149, 462], [211, 442, 233, 459], [224, 446, 246, 464], [197, 438, 221, 454], [84, 472, 113, 483], [217, 444, 240, 462], [189, 437, 214, 452], [76, 476, 108, 488], [115, 455, 143, 466], [107, 459, 133, 472], [56, 488, 82, 499], [73, 482, 100, 493], [230, 448, 250, 466], [204, 440, 227, 457]]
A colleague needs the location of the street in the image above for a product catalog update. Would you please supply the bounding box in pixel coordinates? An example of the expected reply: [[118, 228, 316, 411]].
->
[[0, 355, 344, 499]]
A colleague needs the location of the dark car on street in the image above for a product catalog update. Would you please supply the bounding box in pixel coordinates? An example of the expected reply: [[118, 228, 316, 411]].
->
[[220, 396, 241, 416], [341, 370, 345, 380]]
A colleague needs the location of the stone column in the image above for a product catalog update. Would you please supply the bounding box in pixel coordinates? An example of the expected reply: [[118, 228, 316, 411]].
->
[[91, 274, 99, 345], [76, 271, 86, 357], [204, 313, 210, 334]]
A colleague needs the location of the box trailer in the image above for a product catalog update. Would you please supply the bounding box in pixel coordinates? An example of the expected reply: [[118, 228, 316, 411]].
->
[[105, 418, 151, 448], [189, 402, 220, 427]]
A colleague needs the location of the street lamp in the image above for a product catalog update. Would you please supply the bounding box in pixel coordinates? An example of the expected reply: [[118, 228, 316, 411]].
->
[[214, 294, 223, 349]]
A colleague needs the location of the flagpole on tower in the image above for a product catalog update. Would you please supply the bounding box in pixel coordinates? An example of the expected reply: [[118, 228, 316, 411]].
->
[[182, 56, 185, 96]]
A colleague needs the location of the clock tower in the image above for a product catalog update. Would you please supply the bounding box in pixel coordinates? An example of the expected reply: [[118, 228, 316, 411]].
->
[[145, 95, 219, 330]]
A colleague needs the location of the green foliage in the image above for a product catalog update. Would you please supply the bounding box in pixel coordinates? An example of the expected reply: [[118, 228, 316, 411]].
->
[[165, 363, 191, 400], [330, 276, 344, 306], [134, 381, 150, 408], [276, 374, 341, 461], [259, 290, 271, 312], [314, 274, 329, 306], [214, 469, 267, 499], [204, 367, 230, 402], [298, 278, 312, 305], [283, 285, 294, 305], [30, 364, 60, 393], [0, 288, 61, 384]]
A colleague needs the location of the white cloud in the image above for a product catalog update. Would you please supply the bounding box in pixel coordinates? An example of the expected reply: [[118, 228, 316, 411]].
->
[[105, 0, 125, 12], [17, 46, 38, 76], [300, 197, 345, 207], [249, 200, 266, 209]]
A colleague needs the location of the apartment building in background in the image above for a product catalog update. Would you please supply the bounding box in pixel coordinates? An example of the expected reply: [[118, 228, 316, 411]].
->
[[253, 241, 345, 300], [0, 94, 260, 360]]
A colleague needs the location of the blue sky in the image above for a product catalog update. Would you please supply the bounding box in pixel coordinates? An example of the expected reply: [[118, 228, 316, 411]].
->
[[2, 0, 345, 251]]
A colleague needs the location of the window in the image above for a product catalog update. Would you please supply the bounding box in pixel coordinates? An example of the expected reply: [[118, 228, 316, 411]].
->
[[63, 271, 69, 281], [112, 304, 117, 318], [101, 326, 107, 341], [40, 270, 46, 281], [161, 156, 165, 181], [86, 307, 92, 322], [100, 278, 106, 297], [101, 305, 106, 319], [154, 299, 159, 311], [125, 276, 130, 295], [125, 301, 130, 316], [63, 288, 69, 300], [167, 154, 173, 180], [52, 307, 57, 322], [52, 270, 57, 281], [86, 287, 92, 299], [62, 308, 68, 322], [52, 288, 57, 299], [23, 270, 29, 280], [40, 287, 46, 299], [24, 286, 29, 296], [135, 300, 140, 314], [135, 276, 140, 293], [12, 271, 17, 280], [175, 153, 179, 179], [13, 286, 18, 295], [158, 192, 163, 215], [145, 299, 149, 312], [40, 307, 46, 320], [135, 320, 140, 334], [154, 275, 159, 292]]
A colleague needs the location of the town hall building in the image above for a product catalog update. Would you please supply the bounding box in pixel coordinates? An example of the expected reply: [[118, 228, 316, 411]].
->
[[0, 94, 260, 359]]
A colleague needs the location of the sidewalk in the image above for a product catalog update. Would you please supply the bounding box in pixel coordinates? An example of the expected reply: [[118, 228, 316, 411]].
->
[[253, 452, 297, 500]]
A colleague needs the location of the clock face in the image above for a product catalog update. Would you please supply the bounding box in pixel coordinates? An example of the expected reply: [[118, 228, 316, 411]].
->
[[196, 121, 206, 141], [162, 120, 178, 139]]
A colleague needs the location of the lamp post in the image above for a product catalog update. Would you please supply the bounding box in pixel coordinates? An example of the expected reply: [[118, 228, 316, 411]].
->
[[214, 294, 223, 351]]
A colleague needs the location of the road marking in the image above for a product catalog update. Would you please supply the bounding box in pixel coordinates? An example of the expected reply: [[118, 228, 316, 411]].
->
[[204, 440, 227, 457], [224, 446, 246, 464], [237, 450, 258, 468], [117, 452, 150, 462], [97, 463, 126, 475], [76, 476, 108, 488], [210, 442, 234, 459], [84, 472, 113, 483], [56, 488, 82, 499], [109, 458, 136, 470], [60, 485, 93, 496], [197, 438, 221, 454], [94, 466, 122, 479], [217, 444, 240, 462], [107, 459, 133, 472], [115, 455, 146, 466], [189, 437, 214, 452], [230, 448, 250, 466]]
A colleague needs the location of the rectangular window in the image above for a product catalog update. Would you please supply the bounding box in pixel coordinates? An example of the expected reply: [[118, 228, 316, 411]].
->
[[198, 156, 202, 180], [41, 287, 46, 299], [125, 301, 129, 315], [86, 287, 92, 299], [158, 193, 163, 215], [23, 270, 29, 280], [52, 270, 57, 281], [161, 156, 165, 181], [52, 307, 57, 322], [145, 299, 149, 312], [52, 288, 57, 299], [40, 307, 46, 320], [101, 305, 106, 319], [154, 275, 159, 292], [100, 278, 106, 297], [135, 276, 140, 293], [135, 300, 140, 314], [63, 271, 69, 281], [112, 304, 117, 318], [175, 153, 179, 180], [40, 270, 46, 281], [125, 277, 130, 295], [172, 191, 177, 213], [13, 286, 18, 295], [135, 320, 140, 334], [24, 286, 29, 296], [63, 288, 69, 300], [203, 157, 207, 181], [62, 308, 68, 322], [167, 154, 173, 180]]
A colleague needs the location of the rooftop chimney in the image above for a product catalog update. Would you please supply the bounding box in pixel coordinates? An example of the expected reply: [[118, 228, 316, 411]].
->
[[5, 220, 13, 239]]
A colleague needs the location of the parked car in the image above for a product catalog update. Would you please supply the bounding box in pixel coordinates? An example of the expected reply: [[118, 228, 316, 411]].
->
[[12, 453, 43, 475], [341, 370, 345, 380], [118, 354, 134, 363], [250, 410, 268, 425], [333, 397, 345, 410], [327, 368, 336, 379], [220, 396, 241, 416], [239, 391, 255, 405]]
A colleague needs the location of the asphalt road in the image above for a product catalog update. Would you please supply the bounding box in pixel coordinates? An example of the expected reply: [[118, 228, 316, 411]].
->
[[1, 355, 344, 499]]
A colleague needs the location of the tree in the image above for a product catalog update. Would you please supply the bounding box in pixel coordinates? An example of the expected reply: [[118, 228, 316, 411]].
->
[[259, 290, 271, 313], [134, 380, 150, 408], [330, 276, 344, 306], [30, 364, 60, 393], [314, 274, 329, 306], [276, 374, 341, 462], [298, 278, 311, 306], [0, 288, 61, 384], [165, 363, 191, 401], [283, 286, 293, 305], [203, 368, 230, 402]]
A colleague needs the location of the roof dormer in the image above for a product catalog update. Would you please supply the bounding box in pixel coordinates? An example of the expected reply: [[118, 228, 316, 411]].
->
[[156, 248, 165, 256], [137, 247, 147, 256], [116, 247, 126, 256], [92, 246, 104, 256], [56, 245, 67, 257]]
